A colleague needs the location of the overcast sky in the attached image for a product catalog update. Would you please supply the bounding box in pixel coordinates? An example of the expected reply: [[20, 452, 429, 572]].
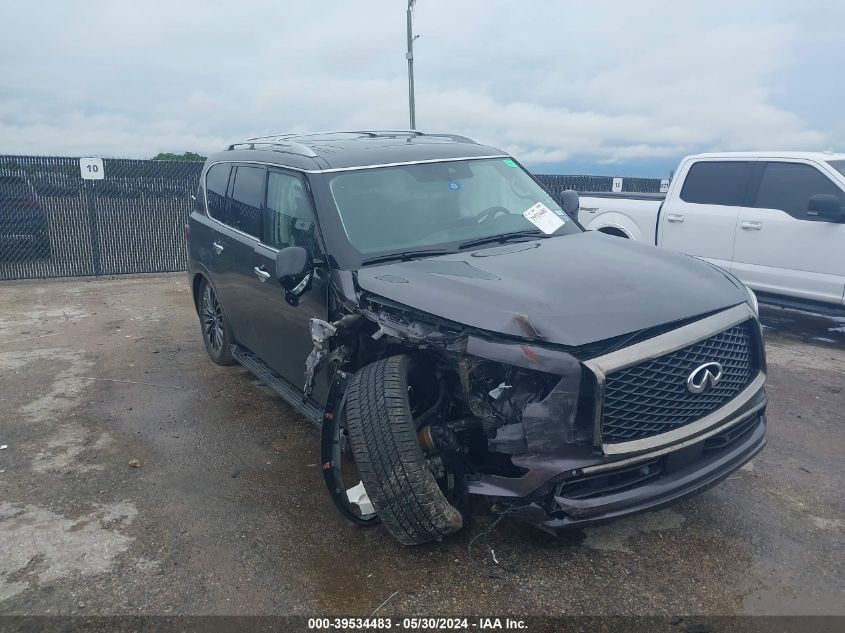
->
[[1, 0, 842, 176]]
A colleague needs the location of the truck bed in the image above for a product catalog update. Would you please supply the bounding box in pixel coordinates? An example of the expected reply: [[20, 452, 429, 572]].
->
[[577, 192, 664, 242]]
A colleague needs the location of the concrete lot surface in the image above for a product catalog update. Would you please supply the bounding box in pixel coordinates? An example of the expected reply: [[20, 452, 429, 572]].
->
[[0, 274, 842, 615]]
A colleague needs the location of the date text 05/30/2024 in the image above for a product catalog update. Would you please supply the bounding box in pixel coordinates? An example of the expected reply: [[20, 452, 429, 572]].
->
[[307, 617, 527, 630]]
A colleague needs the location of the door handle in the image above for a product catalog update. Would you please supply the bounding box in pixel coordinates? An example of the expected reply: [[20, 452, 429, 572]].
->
[[253, 266, 271, 282], [740, 221, 762, 231], [666, 214, 685, 223], [212, 241, 224, 254]]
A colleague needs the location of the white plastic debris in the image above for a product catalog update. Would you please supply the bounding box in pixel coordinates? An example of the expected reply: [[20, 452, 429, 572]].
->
[[488, 383, 512, 400], [346, 481, 375, 516]]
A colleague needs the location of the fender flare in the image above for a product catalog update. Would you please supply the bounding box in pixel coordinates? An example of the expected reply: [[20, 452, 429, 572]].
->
[[583, 211, 644, 241]]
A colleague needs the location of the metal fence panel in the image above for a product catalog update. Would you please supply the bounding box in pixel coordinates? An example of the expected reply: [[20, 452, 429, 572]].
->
[[0, 154, 664, 281], [0, 156, 201, 281], [534, 174, 663, 195]]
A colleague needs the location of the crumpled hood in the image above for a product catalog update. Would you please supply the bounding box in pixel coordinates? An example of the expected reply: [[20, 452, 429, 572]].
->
[[355, 231, 747, 347]]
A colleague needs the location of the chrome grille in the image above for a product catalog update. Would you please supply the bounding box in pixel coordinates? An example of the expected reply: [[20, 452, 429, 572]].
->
[[601, 322, 755, 443]]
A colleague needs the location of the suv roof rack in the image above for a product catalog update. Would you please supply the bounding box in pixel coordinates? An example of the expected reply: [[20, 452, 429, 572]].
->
[[242, 130, 478, 145], [225, 130, 479, 159], [225, 140, 318, 158]]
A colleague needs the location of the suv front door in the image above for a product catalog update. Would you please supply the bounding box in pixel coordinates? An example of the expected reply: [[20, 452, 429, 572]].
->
[[732, 160, 845, 306], [248, 168, 329, 399]]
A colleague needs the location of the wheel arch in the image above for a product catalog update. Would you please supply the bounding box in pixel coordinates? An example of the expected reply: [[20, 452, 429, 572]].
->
[[584, 211, 643, 240], [191, 272, 205, 313], [597, 225, 631, 239]]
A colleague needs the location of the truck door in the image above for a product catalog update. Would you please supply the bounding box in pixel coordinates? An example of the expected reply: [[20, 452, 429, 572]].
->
[[658, 160, 752, 272], [732, 160, 845, 305]]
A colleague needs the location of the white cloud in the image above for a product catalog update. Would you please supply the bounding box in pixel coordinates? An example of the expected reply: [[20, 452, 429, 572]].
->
[[0, 0, 841, 168]]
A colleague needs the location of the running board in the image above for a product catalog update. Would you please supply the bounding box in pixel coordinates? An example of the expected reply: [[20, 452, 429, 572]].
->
[[231, 345, 322, 428]]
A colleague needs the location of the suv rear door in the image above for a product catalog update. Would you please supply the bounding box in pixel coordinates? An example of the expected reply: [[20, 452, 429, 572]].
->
[[732, 160, 845, 305], [658, 160, 752, 270], [206, 164, 267, 342]]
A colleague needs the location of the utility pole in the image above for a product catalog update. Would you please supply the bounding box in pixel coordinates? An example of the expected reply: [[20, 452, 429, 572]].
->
[[406, 0, 418, 129]]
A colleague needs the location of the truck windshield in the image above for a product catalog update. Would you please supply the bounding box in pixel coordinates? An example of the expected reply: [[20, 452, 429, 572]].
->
[[328, 158, 580, 256], [827, 160, 845, 178]]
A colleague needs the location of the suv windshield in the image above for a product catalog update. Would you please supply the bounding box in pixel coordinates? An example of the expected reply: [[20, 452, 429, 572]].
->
[[328, 158, 579, 256], [827, 160, 845, 178]]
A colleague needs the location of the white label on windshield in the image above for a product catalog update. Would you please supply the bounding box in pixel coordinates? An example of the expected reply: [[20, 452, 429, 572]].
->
[[522, 202, 565, 234]]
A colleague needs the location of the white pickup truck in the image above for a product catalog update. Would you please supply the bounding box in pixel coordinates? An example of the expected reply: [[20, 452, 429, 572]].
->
[[578, 152, 845, 312]]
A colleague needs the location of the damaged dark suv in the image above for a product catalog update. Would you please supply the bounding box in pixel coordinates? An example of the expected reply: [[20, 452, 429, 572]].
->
[[187, 131, 767, 545]]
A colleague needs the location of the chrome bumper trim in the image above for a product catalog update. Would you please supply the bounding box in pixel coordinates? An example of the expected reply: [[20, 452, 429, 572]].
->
[[581, 397, 766, 475]]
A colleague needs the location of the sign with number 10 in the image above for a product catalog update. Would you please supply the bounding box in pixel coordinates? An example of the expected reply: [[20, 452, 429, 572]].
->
[[80, 158, 104, 180]]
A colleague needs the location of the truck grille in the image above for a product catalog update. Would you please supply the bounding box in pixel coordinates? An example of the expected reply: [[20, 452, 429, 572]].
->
[[602, 322, 755, 443]]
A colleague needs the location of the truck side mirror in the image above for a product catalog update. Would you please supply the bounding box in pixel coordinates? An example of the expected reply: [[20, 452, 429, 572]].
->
[[559, 189, 580, 216], [275, 246, 311, 281], [807, 194, 844, 221]]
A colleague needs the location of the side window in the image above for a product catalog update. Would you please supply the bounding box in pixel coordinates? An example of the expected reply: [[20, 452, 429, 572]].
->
[[264, 170, 317, 252], [228, 166, 265, 238], [680, 161, 751, 206], [205, 164, 231, 219], [753, 162, 844, 220]]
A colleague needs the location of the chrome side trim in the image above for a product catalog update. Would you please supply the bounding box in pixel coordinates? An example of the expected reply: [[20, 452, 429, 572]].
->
[[581, 398, 766, 475], [582, 303, 760, 454], [317, 155, 509, 173], [202, 155, 509, 177]]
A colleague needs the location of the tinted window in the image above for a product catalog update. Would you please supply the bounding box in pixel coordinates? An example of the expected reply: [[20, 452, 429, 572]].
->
[[680, 161, 751, 206], [328, 158, 577, 255], [205, 164, 230, 219], [754, 162, 844, 220], [264, 171, 317, 252], [825, 160, 845, 178], [227, 166, 264, 237]]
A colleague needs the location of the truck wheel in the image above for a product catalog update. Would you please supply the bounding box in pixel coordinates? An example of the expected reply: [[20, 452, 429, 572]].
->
[[344, 355, 463, 545], [198, 277, 235, 365]]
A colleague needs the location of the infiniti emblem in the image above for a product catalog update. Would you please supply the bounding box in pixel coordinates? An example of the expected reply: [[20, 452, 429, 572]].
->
[[687, 362, 724, 394]]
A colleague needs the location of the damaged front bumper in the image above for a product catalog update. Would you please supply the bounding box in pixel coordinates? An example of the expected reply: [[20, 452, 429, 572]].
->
[[465, 380, 767, 532], [463, 303, 767, 531], [504, 408, 765, 531]]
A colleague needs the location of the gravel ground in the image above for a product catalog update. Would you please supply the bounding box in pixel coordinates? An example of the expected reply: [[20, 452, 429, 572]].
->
[[0, 274, 842, 616]]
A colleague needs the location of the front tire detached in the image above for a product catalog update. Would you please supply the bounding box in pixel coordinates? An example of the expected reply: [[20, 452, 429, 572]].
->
[[344, 355, 463, 545]]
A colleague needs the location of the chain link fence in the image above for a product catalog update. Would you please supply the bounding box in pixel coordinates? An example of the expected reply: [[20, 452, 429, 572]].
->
[[0, 156, 202, 280], [0, 154, 663, 281], [535, 173, 665, 196]]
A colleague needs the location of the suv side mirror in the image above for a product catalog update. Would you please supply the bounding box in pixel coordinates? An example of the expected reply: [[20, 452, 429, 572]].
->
[[275, 246, 311, 281], [808, 194, 844, 221], [559, 190, 580, 216]]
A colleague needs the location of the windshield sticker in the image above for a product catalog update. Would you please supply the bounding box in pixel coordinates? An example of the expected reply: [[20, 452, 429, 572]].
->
[[448, 181, 462, 191], [503, 159, 518, 168], [523, 202, 565, 234]]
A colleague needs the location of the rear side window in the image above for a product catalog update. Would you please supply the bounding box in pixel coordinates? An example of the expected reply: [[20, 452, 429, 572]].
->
[[205, 164, 231, 219], [680, 161, 751, 206], [828, 160, 845, 178], [264, 171, 317, 252], [227, 166, 264, 238], [754, 162, 844, 220]]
